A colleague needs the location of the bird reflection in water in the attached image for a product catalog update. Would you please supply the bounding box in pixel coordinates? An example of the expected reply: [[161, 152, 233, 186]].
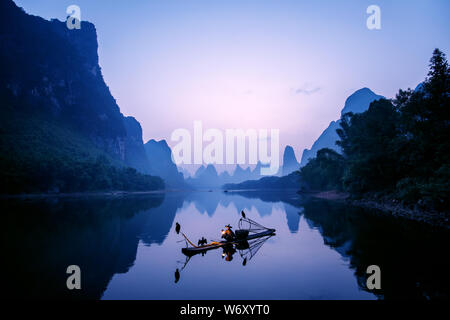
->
[[174, 268, 180, 283]]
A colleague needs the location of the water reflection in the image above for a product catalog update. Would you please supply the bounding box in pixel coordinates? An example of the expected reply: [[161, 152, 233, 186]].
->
[[2, 194, 165, 299], [2, 190, 448, 300], [173, 207, 277, 284], [299, 199, 450, 300]]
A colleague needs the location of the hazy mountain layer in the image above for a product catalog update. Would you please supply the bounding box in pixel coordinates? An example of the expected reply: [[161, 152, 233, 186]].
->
[[300, 88, 384, 167]]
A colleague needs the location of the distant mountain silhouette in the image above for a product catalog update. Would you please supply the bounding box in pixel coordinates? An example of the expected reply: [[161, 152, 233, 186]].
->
[[144, 139, 185, 188], [187, 164, 220, 188], [186, 162, 270, 189], [216, 145, 301, 191], [282, 145, 300, 176], [178, 166, 192, 179], [232, 165, 253, 182], [300, 88, 384, 167]]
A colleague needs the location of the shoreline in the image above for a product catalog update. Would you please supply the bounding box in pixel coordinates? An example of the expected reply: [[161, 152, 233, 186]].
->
[[349, 198, 449, 229], [306, 190, 350, 200], [0, 189, 194, 200], [3, 188, 449, 229], [298, 190, 449, 229]]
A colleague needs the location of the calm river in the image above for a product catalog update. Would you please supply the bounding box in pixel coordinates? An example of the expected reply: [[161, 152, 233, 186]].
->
[[3, 190, 448, 300]]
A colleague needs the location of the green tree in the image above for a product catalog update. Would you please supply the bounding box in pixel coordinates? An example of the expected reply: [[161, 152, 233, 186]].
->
[[299, 49, 449, 211], [336, 99, 400, 194], [300, 148, 345, 191]]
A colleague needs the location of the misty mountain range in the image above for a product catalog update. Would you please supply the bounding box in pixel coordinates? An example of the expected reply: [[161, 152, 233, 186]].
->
[[185, 145, 301, 188], [0, 0, 387, 192], [223, 88, 385, 190]]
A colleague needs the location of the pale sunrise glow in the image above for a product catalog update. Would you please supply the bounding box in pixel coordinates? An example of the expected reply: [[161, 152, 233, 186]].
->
[[15, 0, 450, 170]]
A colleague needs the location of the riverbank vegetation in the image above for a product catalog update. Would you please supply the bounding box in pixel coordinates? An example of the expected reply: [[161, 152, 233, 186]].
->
[[0, 111, 164, 194]]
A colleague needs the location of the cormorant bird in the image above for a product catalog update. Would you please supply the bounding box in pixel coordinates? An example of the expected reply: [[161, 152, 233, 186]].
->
[[174, 268, 180, 283], [241, 210, 246, 219], [175, 222, 181, 234], [198, 237, 207, 246]]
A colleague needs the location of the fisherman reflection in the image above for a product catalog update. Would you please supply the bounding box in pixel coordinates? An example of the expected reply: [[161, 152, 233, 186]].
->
[[221, 244, 236, 262]]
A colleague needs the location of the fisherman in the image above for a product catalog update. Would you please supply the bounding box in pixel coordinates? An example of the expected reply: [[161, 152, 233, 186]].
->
[[221, 224, 236, 242]]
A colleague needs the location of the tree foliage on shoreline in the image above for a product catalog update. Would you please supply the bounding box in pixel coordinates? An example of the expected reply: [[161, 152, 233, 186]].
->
[[299, 148, 344, 191], [300, 49, 450, 210], [0, 111, 165, 194], [1, 153, 165, 194]]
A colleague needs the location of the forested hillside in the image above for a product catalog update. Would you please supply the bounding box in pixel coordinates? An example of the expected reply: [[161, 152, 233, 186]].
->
[[300, 49, 449, 212]]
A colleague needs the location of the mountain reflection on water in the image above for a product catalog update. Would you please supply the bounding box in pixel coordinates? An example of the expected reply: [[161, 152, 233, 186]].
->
[[2, 191, 448, 300]]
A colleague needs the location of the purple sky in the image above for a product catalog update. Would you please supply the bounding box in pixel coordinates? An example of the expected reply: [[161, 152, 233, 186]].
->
[[14, 0, 450, 174]]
